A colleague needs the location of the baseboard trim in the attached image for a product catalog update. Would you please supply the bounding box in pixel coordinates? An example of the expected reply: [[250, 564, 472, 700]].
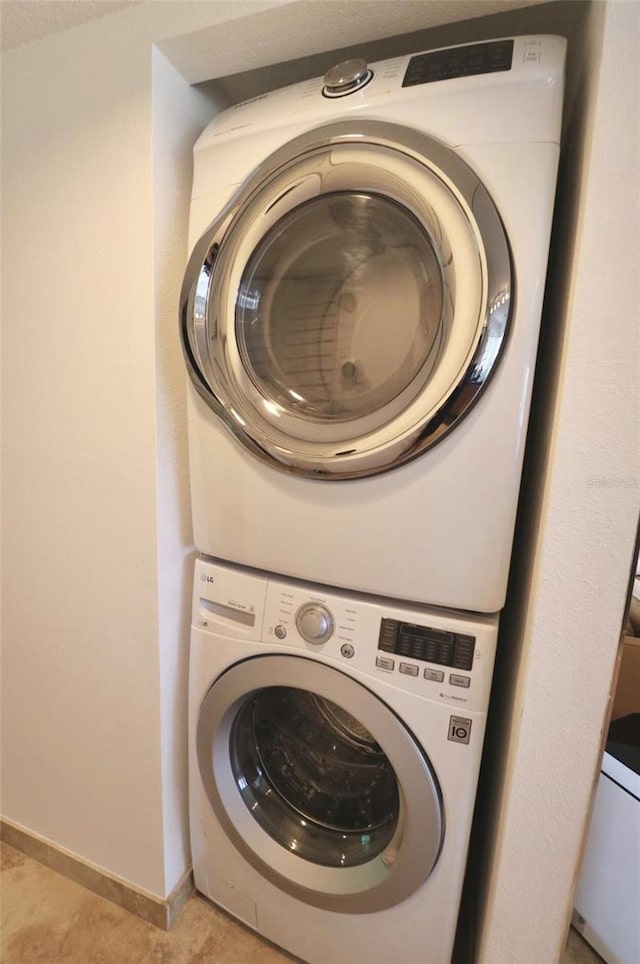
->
[[0, 818, 193, 931]]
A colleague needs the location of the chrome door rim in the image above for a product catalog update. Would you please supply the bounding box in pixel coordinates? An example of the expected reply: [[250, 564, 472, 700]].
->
[[196, 655, 444, 913], [180, 120, 512, 479]]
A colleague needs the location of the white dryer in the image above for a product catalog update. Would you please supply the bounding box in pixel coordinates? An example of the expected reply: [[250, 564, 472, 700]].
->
[[180, 36, 566, 613], [189, 556, 498, 963]]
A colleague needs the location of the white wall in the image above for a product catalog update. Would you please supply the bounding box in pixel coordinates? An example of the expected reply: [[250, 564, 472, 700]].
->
[[0, 0, 283, 898], [1, 0, 637, 946], [151, 47, 224, 894], [477, 1, 640, 959], [1, 14, 164, 894]]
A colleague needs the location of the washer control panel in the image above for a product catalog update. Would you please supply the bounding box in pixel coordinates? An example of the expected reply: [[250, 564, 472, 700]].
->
[[193, 557, 498, 713], [263, 585, 357, 652]]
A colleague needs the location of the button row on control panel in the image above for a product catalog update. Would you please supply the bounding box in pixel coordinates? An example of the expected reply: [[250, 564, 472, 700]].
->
[[375, 656, 470, 687]]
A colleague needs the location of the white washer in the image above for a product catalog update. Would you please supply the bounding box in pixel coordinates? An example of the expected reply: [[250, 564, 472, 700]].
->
[[180, 36, 566, 613], [189, 556, 498, 963]]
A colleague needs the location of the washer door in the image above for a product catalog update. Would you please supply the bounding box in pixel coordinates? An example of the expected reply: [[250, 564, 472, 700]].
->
[[197, 655, 443, 913], [181, 120, 511, 479]]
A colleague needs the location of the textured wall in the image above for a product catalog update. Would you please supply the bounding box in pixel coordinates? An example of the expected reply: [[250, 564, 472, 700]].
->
[[1, 19, 164, 892], [477, 1, 640, 959], [150, 48, 223, 892], [0, 1, 233, 898]]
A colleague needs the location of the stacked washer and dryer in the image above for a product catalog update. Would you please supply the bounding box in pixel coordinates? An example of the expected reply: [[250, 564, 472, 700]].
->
[[180, 36, 566, 963]]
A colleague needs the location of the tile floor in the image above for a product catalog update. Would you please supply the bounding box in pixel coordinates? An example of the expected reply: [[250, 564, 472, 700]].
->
[[1, 842, 602, 963]]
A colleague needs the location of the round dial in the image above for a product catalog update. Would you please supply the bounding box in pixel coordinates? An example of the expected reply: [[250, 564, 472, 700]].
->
[[322, 59, 373, 97], [295, 602, 334, 644]]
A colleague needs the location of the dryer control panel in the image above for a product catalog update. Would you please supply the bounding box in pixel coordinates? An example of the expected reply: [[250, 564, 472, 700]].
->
[[402, 39, 514, 87]]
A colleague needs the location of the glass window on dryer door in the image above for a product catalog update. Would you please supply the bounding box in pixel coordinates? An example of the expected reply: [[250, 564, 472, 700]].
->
[[235, 192, 445, 425]]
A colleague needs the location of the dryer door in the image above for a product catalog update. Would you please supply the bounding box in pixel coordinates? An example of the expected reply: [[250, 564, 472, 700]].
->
[[197, 655, 443, 913], [181, 120, 511, 479]]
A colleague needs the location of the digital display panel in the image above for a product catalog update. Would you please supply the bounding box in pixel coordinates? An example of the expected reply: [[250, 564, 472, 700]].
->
[[402, 39, 514, 88], [379, 618, 475, 671]]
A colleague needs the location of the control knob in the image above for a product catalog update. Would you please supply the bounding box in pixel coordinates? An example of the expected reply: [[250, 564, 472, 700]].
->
[[322, 59, 373, 97], [295, 602, 334, 644]]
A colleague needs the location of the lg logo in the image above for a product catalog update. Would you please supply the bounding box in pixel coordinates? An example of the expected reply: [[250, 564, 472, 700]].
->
[[200, 574, 215, 583]]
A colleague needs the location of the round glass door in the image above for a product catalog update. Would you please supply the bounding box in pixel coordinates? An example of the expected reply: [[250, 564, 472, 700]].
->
[[181, 120, 511, 479], [230, 686, 400, 867], [196, 655, 443, 913], [236, 193, 444, 425]]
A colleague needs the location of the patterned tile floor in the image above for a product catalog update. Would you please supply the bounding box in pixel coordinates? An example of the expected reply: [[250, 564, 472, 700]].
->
[[1, 842, 602, 963]]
